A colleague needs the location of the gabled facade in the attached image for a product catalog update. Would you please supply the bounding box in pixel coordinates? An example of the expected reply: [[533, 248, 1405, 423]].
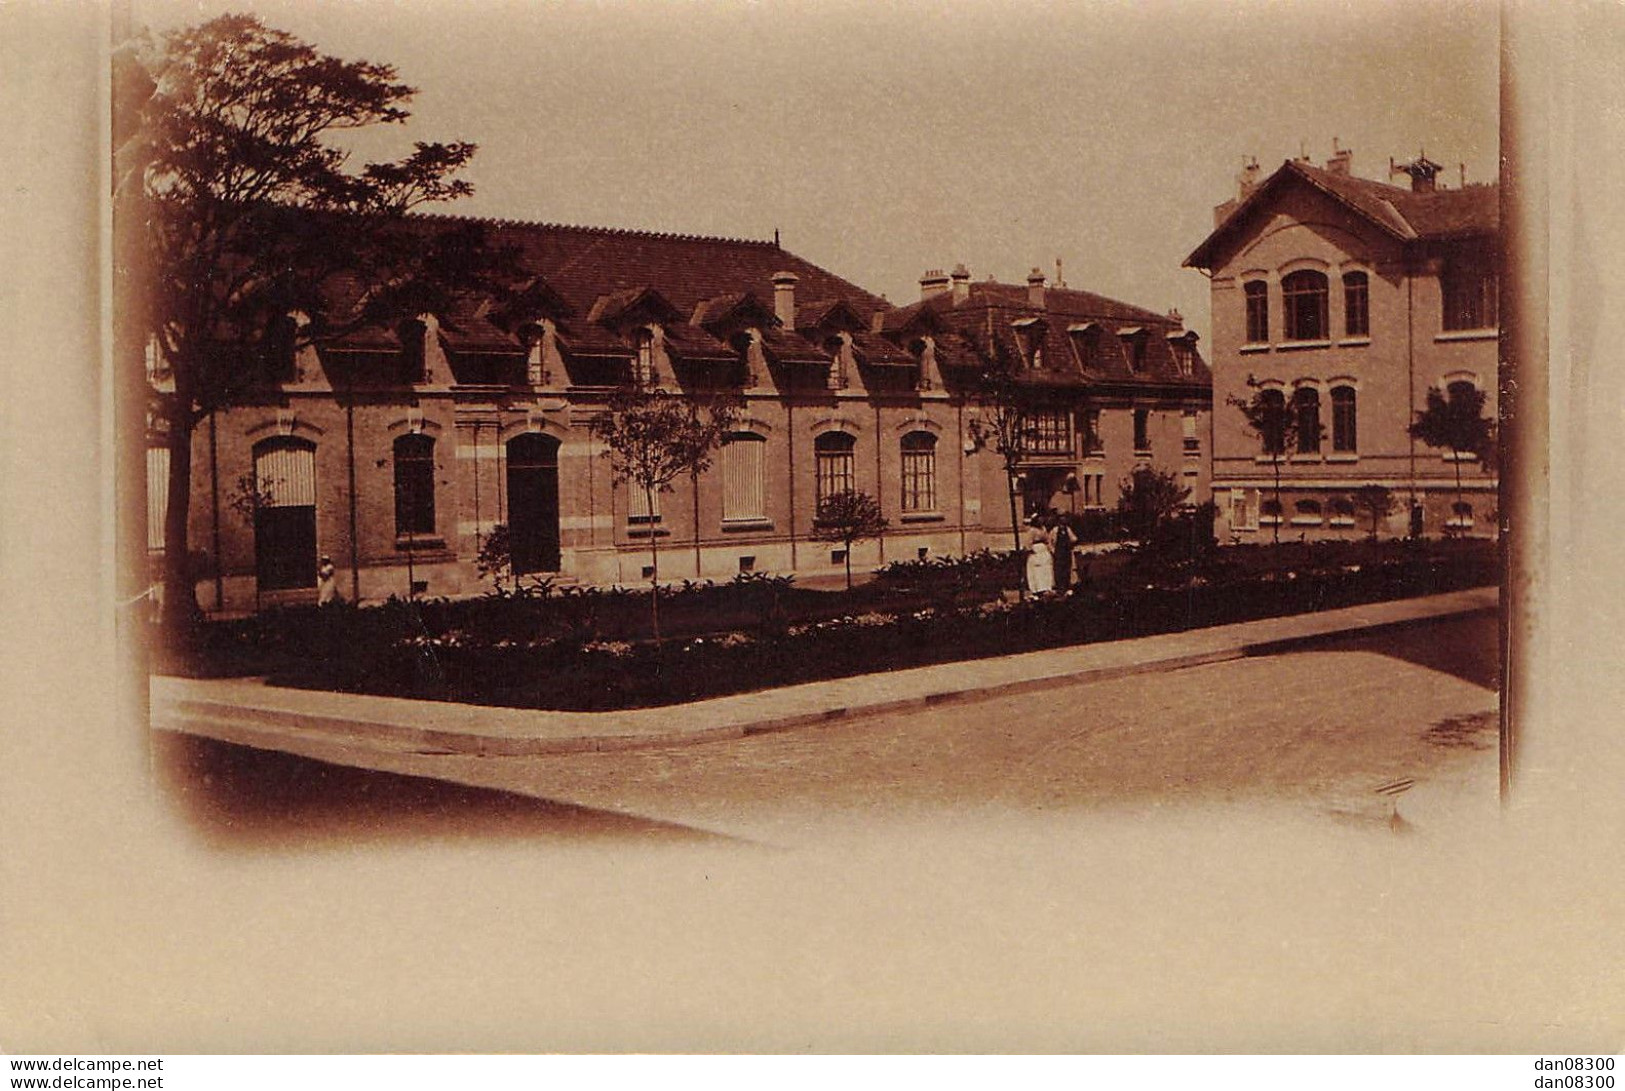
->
[[151, 216, 1210, 613], [1185, 151, 1498, 540]]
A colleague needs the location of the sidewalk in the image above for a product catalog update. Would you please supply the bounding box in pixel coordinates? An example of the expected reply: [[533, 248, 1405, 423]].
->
[[152, 586, 1498, 759]]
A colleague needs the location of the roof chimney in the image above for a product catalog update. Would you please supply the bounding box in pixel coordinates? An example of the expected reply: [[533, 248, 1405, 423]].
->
[[919, 269, 950, 301], [771, 271, 799, 328], [1237, 156, 1261, 201], [1026, 268, 1047, 307], [950, 263, 971, 304], [1391, 153, 1442, 193], [1327, 138, 1352, 176]]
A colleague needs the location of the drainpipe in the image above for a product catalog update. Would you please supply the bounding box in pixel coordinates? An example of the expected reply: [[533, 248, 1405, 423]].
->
[[874, 403, 885, 563], [787, 401, 797, 570], [209, 411, 223, 610], [346, 397, 360, 602]]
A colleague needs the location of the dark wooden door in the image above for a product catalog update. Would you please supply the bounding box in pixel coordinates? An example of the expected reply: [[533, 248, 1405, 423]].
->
[[506, 434, 561, 574]]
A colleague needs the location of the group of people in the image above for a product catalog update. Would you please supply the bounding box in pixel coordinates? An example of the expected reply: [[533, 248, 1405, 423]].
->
[[1022, 510, 1083, 597]]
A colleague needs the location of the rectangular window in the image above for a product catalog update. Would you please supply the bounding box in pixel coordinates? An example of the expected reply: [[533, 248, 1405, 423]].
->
[[1230, 488, 1258, 531], [721, 434, 767, 522], [628, 483, 661, 523], [1082, 408, 1103, 455], [1343, 272, 1369, 337], [393, 435, 436, 537], [1182, 410, 1200, 453], [1244, 282, 1269, 343], [815, 449, 855, 504], [1443, 265, 1498, 331], [146, 446, 170, 552], [1133, 408, 1150, 452], [900, 435, 937, 513], [1331, 387, 1358, 452], [1019, 409, 1072, 455]]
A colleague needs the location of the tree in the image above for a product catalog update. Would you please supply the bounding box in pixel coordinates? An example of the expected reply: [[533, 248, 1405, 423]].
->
[[1116, 466, 1190, 544], [590, 387, 739, 643], [811, 491, 889, 590], [1408, 384, 1494, 534], [1228, 377, 1323, 544], [121, 14, 507, 638], [965, 350, 1038, 557], [1352, 484, 1397, 541]]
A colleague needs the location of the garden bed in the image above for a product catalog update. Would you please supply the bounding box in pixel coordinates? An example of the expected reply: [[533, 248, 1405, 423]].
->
[[157, 538, 1497, 711]]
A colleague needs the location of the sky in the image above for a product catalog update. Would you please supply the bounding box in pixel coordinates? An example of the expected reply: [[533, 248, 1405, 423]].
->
[[133, 0, 1500, 345]]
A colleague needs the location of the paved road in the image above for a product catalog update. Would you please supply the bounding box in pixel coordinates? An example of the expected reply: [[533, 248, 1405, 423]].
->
[[160, 612, 1499, 847]]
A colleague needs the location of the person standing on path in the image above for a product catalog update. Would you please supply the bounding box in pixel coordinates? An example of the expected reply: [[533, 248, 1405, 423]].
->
[[1025, 520, 1055, 596], [1052, 514, 1073, 592]]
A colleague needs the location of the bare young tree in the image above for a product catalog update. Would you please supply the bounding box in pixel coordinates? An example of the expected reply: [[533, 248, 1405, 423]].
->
[[591, 387, 739, 643], [811, 491, 889, 590], [119, 14, 511, 637]]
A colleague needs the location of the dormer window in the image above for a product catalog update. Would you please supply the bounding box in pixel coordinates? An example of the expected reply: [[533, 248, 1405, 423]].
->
[[1169, 335, 1194, 377], [396, 319, 427, 385], [263, 314, 299, 384], [520, 322, 547, 386], [909, 337, 933, 390], [1012, 317, 1046, 369], [1068, 323, 1100, 370], [1118, 327, 1147, 373], [825, 335, 848, 390], [634, 328, 656, 386]]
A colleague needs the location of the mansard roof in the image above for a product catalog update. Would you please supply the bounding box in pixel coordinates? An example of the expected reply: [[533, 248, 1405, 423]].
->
[[877, 278, 1208, 391], [1184, 158, 1499, 270], [321, 214, 890, 359]]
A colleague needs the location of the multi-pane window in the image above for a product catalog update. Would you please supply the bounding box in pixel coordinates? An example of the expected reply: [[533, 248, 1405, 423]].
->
[[1244, 281, 1269, 343], [627, 481, 661, 523], [1293, 387, 1322, 454], [1281, 270, 1329, 340], [1171, 339, 1194, 376], [1257, 388, 1287, 455], [1020, 409, 1072, 455], [393, 434, 436, 537], [900, 431, 937, 513], [1442, 263, 1498, 331], [721, 432, 767, 523], [1342, 272, 1369, 337], [1182, 409, 1200, 453], [1331, 386, 1358, 452], [1133, 408, 1150, 452], [814, 431, 856, 504]]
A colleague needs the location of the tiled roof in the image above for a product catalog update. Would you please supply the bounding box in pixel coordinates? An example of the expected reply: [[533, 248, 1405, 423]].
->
[[1185, 159, 1498, 269], [321, 214, 889, 358], [877, 279, 1208, 391]]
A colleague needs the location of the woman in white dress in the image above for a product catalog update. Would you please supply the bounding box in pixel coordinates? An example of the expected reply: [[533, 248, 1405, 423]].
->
[[1024, 523, 1055, 596]]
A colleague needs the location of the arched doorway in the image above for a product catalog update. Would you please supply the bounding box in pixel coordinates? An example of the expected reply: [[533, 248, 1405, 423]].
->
[[253, 436, 318, 590], [506, 432, 561, 574]]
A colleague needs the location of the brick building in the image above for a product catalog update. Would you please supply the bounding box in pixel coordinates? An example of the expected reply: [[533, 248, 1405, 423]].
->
[[1184, 148, 1498, 541], [151, 217, 1209, 613]]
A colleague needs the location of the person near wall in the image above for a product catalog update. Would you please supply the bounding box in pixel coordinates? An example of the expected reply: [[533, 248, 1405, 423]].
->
[[317, 555, 341, 606], [1024, 519, 1055, 596]]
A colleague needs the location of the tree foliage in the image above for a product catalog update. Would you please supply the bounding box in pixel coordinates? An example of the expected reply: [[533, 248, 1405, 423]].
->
[[121, 14, 512, 635], [966, 348, 1043, 555], [1352, 484, 1397, 540], [1409, 384, 1494, 534], [1116, 465, 1191, 544], [811, 491, 890, 590], [1227, 377, 1323, 543]]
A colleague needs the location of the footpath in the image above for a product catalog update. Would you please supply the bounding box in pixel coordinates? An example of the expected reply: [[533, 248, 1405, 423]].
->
[[152, 586, 1498, 759]]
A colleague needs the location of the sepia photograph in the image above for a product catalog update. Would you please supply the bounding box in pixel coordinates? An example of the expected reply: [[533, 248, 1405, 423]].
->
[[3, 0, 1623, 1068]]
